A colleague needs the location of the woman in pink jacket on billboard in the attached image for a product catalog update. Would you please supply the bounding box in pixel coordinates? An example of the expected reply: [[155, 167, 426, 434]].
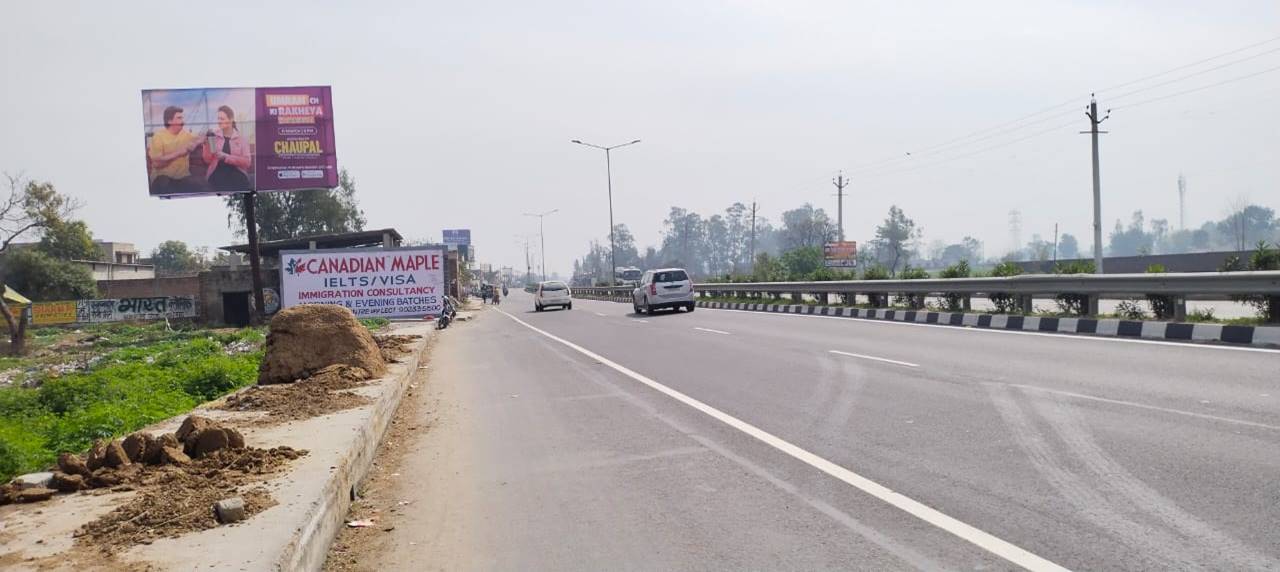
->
[[202, 105, 253, 193]]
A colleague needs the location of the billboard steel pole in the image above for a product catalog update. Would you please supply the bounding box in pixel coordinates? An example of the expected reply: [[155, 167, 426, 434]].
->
[[243, 192, 266, 322]]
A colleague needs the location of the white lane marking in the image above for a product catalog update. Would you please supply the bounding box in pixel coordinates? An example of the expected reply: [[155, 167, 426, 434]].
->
[[1001, 382, 1280, 432], [706, 306, 1280, 354], [694, 327, 731, 335], [494, 307, 1067, 572], [594, 312, 608, 317], [636, 319, 650, 323], [829, 350, 919, 368]]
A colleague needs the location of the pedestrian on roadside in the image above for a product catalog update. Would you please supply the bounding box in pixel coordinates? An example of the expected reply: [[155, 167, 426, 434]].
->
[[492, 288, 501, 305], [481, 284, 492, 304]]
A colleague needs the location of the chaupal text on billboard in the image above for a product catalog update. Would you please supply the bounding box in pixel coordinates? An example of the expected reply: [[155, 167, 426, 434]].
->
[[141, 86, 338, 197], [279, 247, 446, 318]]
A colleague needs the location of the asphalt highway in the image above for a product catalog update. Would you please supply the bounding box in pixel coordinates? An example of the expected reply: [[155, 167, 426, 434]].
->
[[374, 291, 1280, 571]]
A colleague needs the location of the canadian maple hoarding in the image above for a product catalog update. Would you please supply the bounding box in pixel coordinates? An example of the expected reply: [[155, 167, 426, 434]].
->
[[279, 247, 446, 318]]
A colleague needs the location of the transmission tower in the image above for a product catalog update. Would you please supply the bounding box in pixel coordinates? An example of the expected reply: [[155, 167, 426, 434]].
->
[[1008, 210, 1023, 255]]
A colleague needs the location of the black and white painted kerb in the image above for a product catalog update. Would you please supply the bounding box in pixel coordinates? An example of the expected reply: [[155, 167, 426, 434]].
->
[[695, 300, 1280, 347], [570, 293, 1280, 348]]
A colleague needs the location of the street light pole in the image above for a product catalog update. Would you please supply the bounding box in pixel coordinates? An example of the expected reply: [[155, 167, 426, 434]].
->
[[524, 209, 557, 282], [572, 138, 641, 285]]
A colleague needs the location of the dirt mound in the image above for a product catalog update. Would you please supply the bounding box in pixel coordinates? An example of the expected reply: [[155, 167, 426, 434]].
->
[[74, 446, 305, 553], [374, 334, 422, 363], [3, 416, 250, 506], [258, 305, 386, 385], [222, 364, 374, 423]]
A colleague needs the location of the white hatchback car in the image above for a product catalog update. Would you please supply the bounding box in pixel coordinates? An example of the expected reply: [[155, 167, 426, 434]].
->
[[632, 268, 695, 314], [534, 281, 572, 312]]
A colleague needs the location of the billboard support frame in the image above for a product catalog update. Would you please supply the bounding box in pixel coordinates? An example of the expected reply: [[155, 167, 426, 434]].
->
[[243, 191, 266, 323]]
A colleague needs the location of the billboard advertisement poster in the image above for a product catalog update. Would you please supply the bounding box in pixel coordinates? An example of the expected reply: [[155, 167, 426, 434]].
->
[[824, 241, 858, 268], [279, 247, 446, 318], [32, 301, 78, 325], [443, 229, 471, 246], [141, 86, 337, 197]]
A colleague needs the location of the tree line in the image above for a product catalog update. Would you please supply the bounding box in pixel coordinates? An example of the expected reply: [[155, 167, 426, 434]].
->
[[573, 202, 954, 282], [576, 198, 1280, 283]]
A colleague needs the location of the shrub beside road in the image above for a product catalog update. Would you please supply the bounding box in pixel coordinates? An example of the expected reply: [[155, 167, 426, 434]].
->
[[0, 323, 265, 481]]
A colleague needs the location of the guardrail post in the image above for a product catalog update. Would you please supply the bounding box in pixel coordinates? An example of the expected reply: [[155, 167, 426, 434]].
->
[[818, 292, 829, 305], [1268, 296, 1280, 324], [1173, 296, 1187, 321], [790, 292, 802, 303], [962, 295, 971, 311], [1085, 295, 1099, 317], [1018, 295, 1033, 314]]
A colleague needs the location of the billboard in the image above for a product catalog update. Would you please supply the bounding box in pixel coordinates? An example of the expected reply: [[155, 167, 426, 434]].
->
[[443, 229, 471, 246], [32, 301, 77, 325], [142, 86, 337, 197], [824, 241, 858, 268], [279, 247, 446, 318]]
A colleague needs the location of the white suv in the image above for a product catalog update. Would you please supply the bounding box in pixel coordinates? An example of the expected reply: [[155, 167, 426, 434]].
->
[[535, 281, 572, 312], [632, 268, 695, 314]]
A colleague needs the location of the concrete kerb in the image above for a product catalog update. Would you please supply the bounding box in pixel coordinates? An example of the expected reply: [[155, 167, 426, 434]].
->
[[271, 323, 433, 571]]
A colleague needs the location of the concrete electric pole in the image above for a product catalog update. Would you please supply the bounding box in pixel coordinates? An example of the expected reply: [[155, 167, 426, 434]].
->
[[748, 200, 759, 271], [1083, 96, 1109, 274], [832, 172, 848, 242]]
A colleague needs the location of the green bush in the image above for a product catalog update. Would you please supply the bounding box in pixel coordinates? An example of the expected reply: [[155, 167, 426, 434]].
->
[[1052, 260, 1094, 315], [1234, 242, 1280, 321], [1144, 263, 1174, 320], [938, 260, 971, 311], [894, 266, 930, 308], [988, 262, 1022, 313], [861, 265, 890, 307]]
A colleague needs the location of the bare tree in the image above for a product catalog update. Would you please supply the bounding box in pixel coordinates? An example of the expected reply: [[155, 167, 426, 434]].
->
[[0, 173, 81, 354]]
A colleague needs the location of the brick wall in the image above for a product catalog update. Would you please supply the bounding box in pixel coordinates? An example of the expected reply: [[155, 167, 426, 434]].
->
[[97, 274, 201, 299]]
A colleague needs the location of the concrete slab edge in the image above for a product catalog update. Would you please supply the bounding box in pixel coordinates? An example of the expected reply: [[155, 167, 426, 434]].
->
[[570, 294, 1279, 349], [274, 333, 430, 571]]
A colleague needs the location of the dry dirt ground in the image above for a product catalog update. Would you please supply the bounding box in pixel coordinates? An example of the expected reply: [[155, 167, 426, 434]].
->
[[323, 322, 472, 572]]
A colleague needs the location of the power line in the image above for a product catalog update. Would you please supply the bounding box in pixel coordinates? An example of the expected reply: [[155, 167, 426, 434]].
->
[[1105, 44, 1280, 103], [839, 34, 1280, 177], [1096, 33, 1280, 95], [857, 117, 1080, 180], [1111, 62, 1280, 111]]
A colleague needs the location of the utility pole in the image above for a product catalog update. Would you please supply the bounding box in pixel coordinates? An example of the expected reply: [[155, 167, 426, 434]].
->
[[571, 139, 641, 285], [1053, 223, 1059, 263], [832, 171, 848, 241], [748, 200, 758, 271], [1177, 174, 1187, 231], [523, 210, 557, 282], [1083, 95, 1109, 274]]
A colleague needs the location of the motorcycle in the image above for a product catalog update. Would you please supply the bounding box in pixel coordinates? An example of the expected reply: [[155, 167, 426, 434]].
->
[[436, 296, 458, 330]]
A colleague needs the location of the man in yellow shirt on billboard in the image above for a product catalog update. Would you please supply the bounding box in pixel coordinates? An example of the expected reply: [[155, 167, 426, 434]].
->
[[148, 106, 208, 195]]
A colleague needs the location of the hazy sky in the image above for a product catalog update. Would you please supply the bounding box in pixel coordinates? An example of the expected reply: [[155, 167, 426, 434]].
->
[[3, 1, 1278, 275]]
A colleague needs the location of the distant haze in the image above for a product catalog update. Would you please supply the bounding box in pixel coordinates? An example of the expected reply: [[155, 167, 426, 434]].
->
[[2, 1, 1278, 274]]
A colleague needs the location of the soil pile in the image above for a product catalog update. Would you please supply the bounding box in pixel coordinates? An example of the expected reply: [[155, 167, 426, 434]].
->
[[74, 445, 305, 552], [222, 364, 374, 422], [258, 305, 386, 385], [1, 415, 262, 505], [1, 415, 307, 552], [374, 334, 422, 363]]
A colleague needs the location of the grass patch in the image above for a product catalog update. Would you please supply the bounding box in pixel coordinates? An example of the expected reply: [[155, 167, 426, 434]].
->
[[359, 317, 390, 331], [0, 323, 264, 481]]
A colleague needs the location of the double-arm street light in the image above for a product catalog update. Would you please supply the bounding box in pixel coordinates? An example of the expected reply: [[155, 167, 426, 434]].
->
[[571, 138, 640, 285], [523, 209, 557, 282]]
